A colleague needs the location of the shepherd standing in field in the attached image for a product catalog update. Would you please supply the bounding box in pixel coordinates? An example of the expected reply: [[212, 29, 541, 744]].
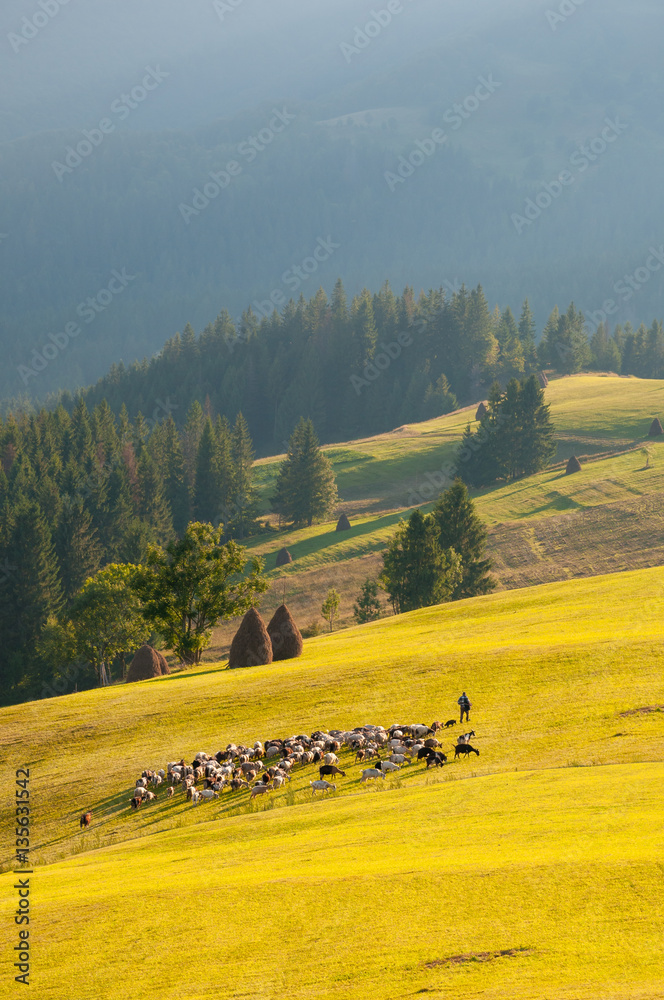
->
[[458, 692, 471, 723]]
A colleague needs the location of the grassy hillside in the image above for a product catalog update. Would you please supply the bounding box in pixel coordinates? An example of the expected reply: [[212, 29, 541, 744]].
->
[[1, 566, 663, 998], [212, 375, 664, 645]]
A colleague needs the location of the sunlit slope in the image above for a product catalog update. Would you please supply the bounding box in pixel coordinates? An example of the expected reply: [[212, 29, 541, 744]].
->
[[1, 565, 663, 870], [1, 564, 664, 998], [6, 763, 663, 1000], [252, 374, 664, 515]]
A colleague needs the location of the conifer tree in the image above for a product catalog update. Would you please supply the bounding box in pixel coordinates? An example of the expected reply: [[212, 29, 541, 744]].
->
[[518, 299, 539, 371], [381, 509, 461, 614], [272, 418, 338, 527], [228, 413, 259, 538], [431, 480, 494, 598], [160, 416, 191, 535], [55, 496, 102, 604], [0, 499, 63, 690], [194, 418, 221, 523]]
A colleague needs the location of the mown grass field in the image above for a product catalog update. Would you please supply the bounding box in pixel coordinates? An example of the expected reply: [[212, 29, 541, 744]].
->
[[1, 565, 663, 999]]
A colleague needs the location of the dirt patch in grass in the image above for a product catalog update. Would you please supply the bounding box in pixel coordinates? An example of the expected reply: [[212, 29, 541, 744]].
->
[[425, 947, 534, 968], [619, 705, 664, 717]]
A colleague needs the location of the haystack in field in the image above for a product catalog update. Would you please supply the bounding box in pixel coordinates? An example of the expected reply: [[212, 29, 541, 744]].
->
[[126, 645, 162, 682], [475, 401, 488, 420], [228, 608, 273, 668], [336, 513, 351, 531], [267, 603, 303, 661], [156, 650, 170, 675], [648, 417, 663, 437], [538, 371, 549, 387], [275, 547, 292, 568], [565, 455, 582, 475]]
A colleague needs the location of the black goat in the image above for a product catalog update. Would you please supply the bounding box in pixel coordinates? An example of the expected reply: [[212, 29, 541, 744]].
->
[[453, 744, 480, 759]]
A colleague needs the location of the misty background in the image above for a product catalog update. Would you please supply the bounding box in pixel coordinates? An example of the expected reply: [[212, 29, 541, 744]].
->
[[1, 0, 662, 403]]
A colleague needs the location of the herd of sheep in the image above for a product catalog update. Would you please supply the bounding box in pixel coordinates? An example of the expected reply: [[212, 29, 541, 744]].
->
[[127, 719, 481, 811]]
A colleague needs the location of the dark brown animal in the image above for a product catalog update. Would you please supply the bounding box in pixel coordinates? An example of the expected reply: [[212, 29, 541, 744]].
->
[[80, 811, 92, 828], [444, 719, 456, 727], [454, 744, 480, 759], [319, 764, 346, 779]]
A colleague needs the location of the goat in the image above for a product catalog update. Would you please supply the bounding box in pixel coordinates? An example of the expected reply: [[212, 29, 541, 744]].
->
[[251, 783, 272, 799], [79, 811, 92, 829], [361, 768, 386, 782], [456, 731, 476, 745], [319, 764, 346, 779], [454, 744, 480, 759], [444, 719, 457, 727], [310, 780, 335, 794]]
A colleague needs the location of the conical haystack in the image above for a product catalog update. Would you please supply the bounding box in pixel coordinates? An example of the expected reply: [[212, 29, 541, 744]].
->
[[565, 455, 582, 475], [156, 650, 170, 675], [336, 513, 351, 532], [648, 417, 663, 437], [275, 547, 292, 568], [228, 608, 273, 669], [267, 603, 303, 661], [538, 371, 549, 388], [475, 401, 488, 421], [127, 644, 162, 682]]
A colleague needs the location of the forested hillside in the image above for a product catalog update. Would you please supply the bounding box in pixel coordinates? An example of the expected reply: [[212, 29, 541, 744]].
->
[[2, 0, 664, 403], [69, 281, 663, 454]]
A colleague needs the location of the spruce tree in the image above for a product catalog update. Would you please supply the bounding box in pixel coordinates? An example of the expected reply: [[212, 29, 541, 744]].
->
[[353, 579, 382, 623], [518, 298, 539, 372], [381, 509, 461, 614], [229, 413, 259, 538], [160, 416, 191, 535], [0, 500, 63, 691], [194, 418, 221, 523], [56, 496, 102, 604], [272, 418, 338, 527], [431, 480, 494, 598]]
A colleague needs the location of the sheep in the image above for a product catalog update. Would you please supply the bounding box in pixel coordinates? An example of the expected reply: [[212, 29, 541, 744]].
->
[[79, 811, 92, 829], [361, 768, 386, 782], [319, 764, 346, 780], [453, 744, 480, 759], [266, 745, 281, 759], [310, 780, 335, 794], [250, 783, 272, 799]]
